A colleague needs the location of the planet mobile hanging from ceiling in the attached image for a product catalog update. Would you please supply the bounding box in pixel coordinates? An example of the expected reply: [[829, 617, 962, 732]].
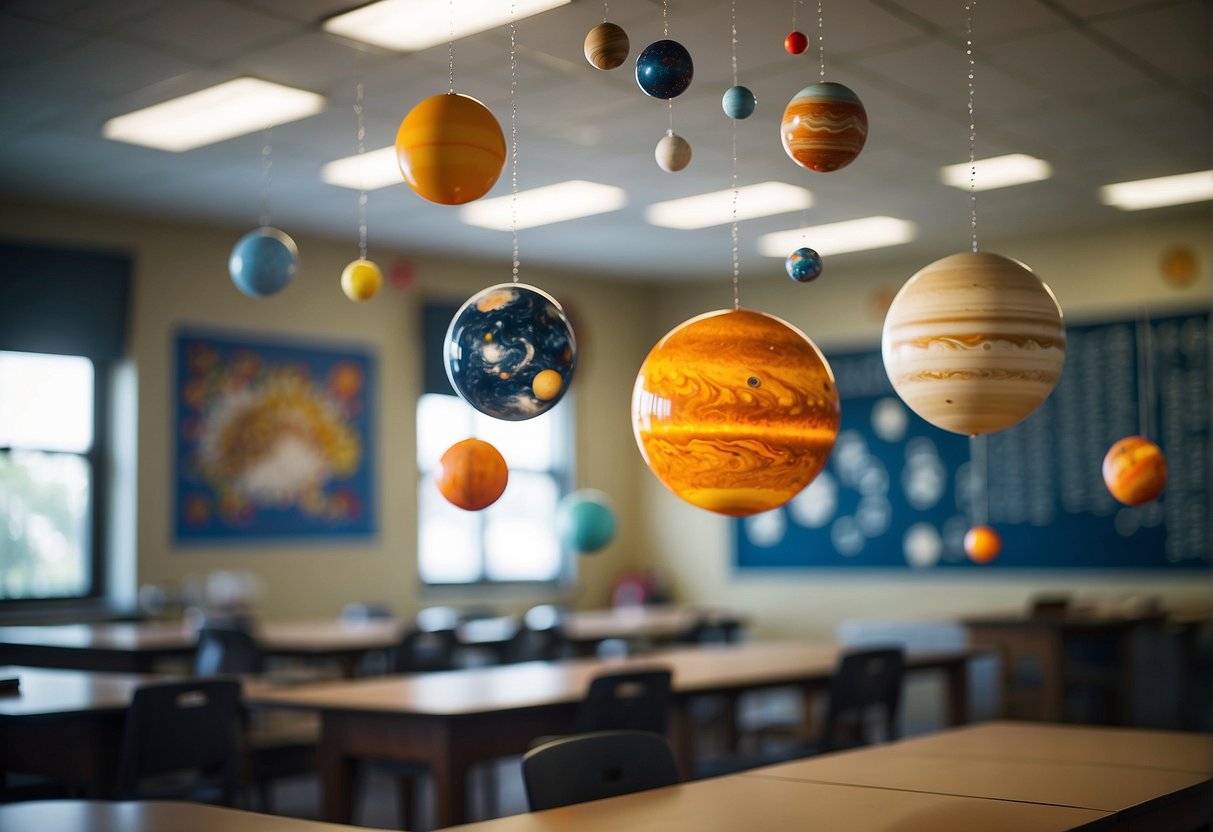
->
[[632, 0, 839, 518], [341, 78, 383, 302], [637, 0, 694, 172], [881, 0, 1065, 438], [229, 128, 298, 298], [584, 1, 629, 70]]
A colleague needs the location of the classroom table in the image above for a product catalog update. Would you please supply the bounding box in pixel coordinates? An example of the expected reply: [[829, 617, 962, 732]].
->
[[0, 799, 370, 832], [749, 721, 1212, 831], [247, 640, 981, 828], [558, 605, 744, 652]]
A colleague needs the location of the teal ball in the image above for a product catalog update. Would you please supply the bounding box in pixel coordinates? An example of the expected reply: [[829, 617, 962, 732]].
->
[[229, 227, 297, 297], [722, 85, 756, 119], [557, 489, 617, 554]]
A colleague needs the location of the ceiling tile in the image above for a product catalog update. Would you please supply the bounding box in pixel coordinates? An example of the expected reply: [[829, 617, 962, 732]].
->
[[122, 0, 302, 61]]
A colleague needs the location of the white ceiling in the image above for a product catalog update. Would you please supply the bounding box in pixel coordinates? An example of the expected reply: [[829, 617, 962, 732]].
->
[[0, 0, 1209, 282]]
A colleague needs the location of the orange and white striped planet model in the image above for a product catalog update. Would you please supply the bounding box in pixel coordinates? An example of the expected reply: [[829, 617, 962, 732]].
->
[[1102, 435, 1167, 505], [881, 252, 1066, 436], [780, 81, 868, 172]]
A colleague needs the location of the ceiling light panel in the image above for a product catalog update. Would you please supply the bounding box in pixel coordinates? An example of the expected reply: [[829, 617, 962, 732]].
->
[[645, 182, 813, 230], [757, 217, 918, 257], [939, 153, 1053, 191], [459, 180, 626, 230], [1098, 170, 1213, 211], [321, 146, 401, 191], [102, 78, 325, 152], [324, 0, 572, 52]]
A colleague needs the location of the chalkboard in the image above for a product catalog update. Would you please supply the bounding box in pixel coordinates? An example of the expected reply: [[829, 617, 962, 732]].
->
[[734, 309, 1210, 570]]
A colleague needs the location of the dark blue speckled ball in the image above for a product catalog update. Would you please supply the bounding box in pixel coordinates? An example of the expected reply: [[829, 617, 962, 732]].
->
[[786, 247, 823, 282], [635, 39, 693, 100]]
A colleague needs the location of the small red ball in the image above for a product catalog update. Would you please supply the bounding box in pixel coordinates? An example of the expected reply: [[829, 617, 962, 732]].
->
[[785, 31, 808, 55]]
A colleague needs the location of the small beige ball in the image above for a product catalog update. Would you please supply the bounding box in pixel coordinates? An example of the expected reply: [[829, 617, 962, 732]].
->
[[655, 132, 692, 173]]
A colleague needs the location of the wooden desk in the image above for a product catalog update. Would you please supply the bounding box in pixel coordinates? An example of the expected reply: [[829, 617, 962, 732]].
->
[[248, 640, 980, 827], [0, 799, 372, 831], [0, 665, 157, 796], [559, 605, 741, 651], [437, 770, 1113, 832]]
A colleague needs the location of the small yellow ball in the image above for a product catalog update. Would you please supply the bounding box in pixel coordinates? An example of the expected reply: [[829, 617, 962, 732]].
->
[[341, 259, 382, 302], [532, 369, 564, 401]]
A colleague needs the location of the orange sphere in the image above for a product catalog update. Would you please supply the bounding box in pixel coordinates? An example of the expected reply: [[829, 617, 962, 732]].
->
[[395, 93, 506, 205], [632, 308, 840, 517], [964, 526, 1002, 563], [436, 438, 508, 511], [1103, 435, 1167, 506]]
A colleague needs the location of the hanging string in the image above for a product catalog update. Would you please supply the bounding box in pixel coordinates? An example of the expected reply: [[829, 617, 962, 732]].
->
[[354, 80, 368, 260], [259, 127, 273, 227], [510, 6, 519, 283], [602, 0, 608, 22], [966, 0, 978, 253], [968, 435, 988, 526], [817, 1, 825, 79], [1136, 308, 1154, 441], [663, 0, 669, 37], [792, 0, 798, 30], [730, 0, 740, 311], [448, 0, 455, 93]]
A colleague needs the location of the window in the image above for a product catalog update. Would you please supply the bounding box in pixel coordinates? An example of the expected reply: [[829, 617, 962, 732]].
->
[[0, 351, 99, 600], [416, 392, 572, 585]]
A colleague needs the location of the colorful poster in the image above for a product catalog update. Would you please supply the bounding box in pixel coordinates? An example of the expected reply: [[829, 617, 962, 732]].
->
[[174, 328, 375, 541]]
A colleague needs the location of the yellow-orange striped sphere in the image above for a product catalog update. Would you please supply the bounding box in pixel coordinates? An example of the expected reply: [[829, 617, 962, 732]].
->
[[632, 308, 840, 517], [964, 526, 1002, 563], [395, 93, 506, 205], [882, 252, 1066, 436], [1103, 435, 1167, 505], [340, 258, 382, 301], [781, 81, 868, 172], [436, 438, 508, 511]]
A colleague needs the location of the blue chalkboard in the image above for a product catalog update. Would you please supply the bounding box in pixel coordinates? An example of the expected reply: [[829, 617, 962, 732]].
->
[[734, 310, 1210, 570]]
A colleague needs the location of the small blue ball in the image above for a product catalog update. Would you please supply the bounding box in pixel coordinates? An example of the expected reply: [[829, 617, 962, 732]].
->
[[786, 247, 823, 282], [722, 85, 756, 119], [635, 39, 693, 100], [557, 489, 617, 554], [229, 227, 298, 297]]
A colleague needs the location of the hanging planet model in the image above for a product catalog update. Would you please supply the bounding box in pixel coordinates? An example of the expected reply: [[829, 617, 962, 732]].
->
[[964, 526, 1002, 563], [722, 84, 757, 119], [1102, 435, 1167, 505], [632, 308, 840, 517], [436, 438, 508, 511], [655, 132, 692, 172], [881, 252, 1066, 436], [584, 21, 630, 70], [445, 283, 577, 421], [784, 31, 809, 54], [781, 81, 868, 172], [786, 247, 822, 282], [229, 227, 298, 297], [340, 258, 382, 301], [395, 93, 506, 205], [635, 39, 694, 99]]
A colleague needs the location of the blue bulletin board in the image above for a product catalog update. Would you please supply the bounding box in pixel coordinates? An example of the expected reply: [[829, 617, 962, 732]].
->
[[734, 309, 1210, 571]]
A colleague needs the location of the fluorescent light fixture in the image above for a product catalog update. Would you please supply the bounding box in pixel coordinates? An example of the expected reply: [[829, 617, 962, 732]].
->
[[940, 153, 1053, 191], [322, 146, 401, 190], [1098, 170, 1213, 211], [645, 182, 813, 230], [103, 78, 325, 152], [459, 180, 626, 230], [757, 216, 918, 257], [324, 0, 572, 52]]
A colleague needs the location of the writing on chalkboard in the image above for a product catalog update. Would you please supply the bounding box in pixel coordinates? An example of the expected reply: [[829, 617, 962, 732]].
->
[[735, 310, 1210, 570]]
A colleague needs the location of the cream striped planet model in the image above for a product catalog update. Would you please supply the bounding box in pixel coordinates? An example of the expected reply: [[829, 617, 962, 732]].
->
[[881, 252, 1066, 436]]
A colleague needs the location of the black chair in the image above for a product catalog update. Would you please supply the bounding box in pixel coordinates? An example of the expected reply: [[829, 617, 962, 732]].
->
[[576, 668, 672, 735], [678, 612, 744, 645], [522, 730, 680, 811], [115, 678, 244, 805], [813, 646, 905, 753], [393, 626, 459, 673], [194, 625, 265, 676], [505, 605, 570, 663]]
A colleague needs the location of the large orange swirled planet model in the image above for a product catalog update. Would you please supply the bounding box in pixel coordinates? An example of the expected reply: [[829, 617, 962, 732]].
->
[[436, 438, 508, 511], [1103, 435, 1167, 506], [781, 81, 868, 172], [631, 309, 840, 517], [882, 252, 1066, 436], [395, 93, 506, 205]]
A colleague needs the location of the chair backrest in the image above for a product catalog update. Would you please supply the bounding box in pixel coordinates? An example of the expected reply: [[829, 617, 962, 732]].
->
[[679, 612, 743, 645], [194, 624, 265, 675], [341, 601, 394, 621], [506, 605, 570, 663], [576, 668, 672, 735], [115, 678, 244, 804], [522, 729, 680, 811], [820, 647, 905, 752], [393, 627, 458, 673]]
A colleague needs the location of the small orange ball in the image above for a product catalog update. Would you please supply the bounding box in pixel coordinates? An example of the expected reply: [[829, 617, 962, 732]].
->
[[395, 93, 506, 205], [436, 438, 508, 511], [964, 525, 1002, 563], [1103, 435, 1167, 506], [532, 369, 563, 401]]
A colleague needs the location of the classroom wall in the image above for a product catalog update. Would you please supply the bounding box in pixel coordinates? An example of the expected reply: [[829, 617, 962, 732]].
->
[[641, 208, 1213, 639], [0, 198, 655, 620]]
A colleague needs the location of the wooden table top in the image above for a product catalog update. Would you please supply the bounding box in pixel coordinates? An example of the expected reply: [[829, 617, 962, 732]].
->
[[437, 767, 1112, 832], [559, 605, 737, 642], [870, 720, 1213, 774], [0, 665, 158, 718], [247, 641, 980, 716], [0, 800, 368, 832]]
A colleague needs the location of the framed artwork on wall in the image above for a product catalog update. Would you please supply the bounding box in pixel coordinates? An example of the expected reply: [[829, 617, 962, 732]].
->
[[173, 327, 376, 542]]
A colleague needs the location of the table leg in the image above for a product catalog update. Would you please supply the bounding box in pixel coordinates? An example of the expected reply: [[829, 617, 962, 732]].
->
[[943, 660, 970, 726], [319, 718, 358, 824], [428, 726, 470, 829], [667, 703, 695, 780]]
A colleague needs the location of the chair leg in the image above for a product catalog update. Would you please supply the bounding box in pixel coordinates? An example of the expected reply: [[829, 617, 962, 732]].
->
[[396, 775, 417, 830], [480, 762, 499, 818]]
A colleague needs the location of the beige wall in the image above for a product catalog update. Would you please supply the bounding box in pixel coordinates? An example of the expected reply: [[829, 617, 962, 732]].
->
[[1, 199, 654, 619], [642, 210, 1213, 639], [2, 199, 1209, 635]]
